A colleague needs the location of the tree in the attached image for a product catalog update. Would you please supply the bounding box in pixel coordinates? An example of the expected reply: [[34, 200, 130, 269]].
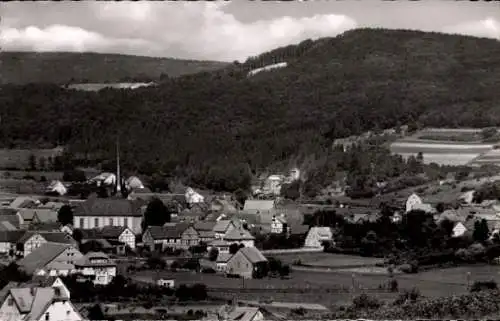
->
[[28, 154, 36, 171], [87, 304, 105, 320], [63, 169, 87, 182], [143, 197, 171, 228], [208, 248, 219, 261], [481, 127, 498, 141], [38, 157, 46, 171], [473, 219, 490, 243], [57, 205, 74, 226], [72, 229, 83, 244], [280, 181, 301, 200], [229, 243, 240, 255]]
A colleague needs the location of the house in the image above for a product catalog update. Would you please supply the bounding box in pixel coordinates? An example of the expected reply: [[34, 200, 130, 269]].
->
[[0, 231, 25, 255], [224, 228, 255, 248], [452, 222, 468, 238], [80, 225, 136, 250], [226, 306, 264, 321], [213, 220, 237, 239], [142, 223, 200, 251], [226, 247, 268, 279], [30, 209, 59, 225], [16, 232, 76, 257], [0, 208, 21, 229], [17, 242, 83, 276], [28, 222, 61, 233], [74, 252, 117, 285], [154, 276, 175, 288], [406, 193, 423, 213], [210, 198, 239, 214], [271, 215, 287, 234], [304, 227, 334, 248], [73, 199, 144, 235], [0, 284, 83, 321], [0, 276, 71, 300], [127, 192, 187, 211], [209, 239, 231, 253], [9, 197, 39, 209], [200, 252, 233, 273], [243, 200, 277, 223]]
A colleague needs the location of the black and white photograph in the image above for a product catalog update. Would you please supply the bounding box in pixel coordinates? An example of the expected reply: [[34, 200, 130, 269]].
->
[[0, 0, 500, 320]]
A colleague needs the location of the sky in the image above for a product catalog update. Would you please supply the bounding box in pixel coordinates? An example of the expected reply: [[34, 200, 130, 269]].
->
[[1, 1, 500, 62]]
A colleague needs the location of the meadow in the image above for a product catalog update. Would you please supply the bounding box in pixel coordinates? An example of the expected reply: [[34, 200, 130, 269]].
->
[[390, 128, 498, 166]]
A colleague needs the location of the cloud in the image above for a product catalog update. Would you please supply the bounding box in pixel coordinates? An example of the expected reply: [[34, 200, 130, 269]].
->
[[442, 17, 500, 40], [0, 2, 357, 61]]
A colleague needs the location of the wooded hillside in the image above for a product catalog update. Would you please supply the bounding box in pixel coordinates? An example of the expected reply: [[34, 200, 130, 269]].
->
[[1, 28, 500, 190]]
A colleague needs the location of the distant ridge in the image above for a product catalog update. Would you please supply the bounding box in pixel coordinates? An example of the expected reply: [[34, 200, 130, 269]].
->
[[0, 51, 229, 85]]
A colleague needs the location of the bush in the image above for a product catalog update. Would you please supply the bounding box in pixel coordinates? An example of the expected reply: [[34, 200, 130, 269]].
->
[[470, 280, 498, 292], [352, 293, 381, 310], [399, 263, 418, 274]]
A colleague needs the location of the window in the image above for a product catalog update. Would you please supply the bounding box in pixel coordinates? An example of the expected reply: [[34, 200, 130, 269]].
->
[[124, 218, 128, 227], [66, 311, 70, 315], [45, 312, 50, 321], [94, 218, 99, 228], [8, 298, 14, 306], [109, 218, 113, 226], [80, 218, 84, 228]]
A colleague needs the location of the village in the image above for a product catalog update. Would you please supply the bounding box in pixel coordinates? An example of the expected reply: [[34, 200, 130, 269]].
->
[[0, 158, 500, 321]]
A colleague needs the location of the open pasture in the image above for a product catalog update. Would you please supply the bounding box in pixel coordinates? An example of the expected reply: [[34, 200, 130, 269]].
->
[[269, 252, 383, 268]]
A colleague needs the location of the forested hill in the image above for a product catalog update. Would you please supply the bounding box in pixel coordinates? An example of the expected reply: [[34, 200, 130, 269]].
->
[[0, 51, 229, 84], [1, 28, 500, 189]]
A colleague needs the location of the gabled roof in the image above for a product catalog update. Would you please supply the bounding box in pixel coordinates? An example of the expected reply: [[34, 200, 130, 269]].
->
[[147, 223, 191, 239], [17, 231, 74, 245], [32, 209, 58, 223], [0, 207, 18, 216], [198, 230, 215, 238], [9, 286, 71, 320], [237, 247, 267, 264], [194, 221, 217, 231], [243, 200, 275, 211], [73, 199, 143, 217], [0, 230, 25, 242], [18, 242, 76, 275], [100, 225, 129, 238], [75, 251, 116, 267], [0, 214, 20, 229], [0, 221, 17, 231], [227, 307, 261, 321], [213, 220, 234, 233], [224, 228, 255, 241], [10, 197, 38, 209], [216, 252, 233, 263]]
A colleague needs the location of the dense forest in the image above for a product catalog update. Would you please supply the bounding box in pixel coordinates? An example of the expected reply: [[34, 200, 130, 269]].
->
[[1, 28, 500, 191], [0, 52, 228, 84]]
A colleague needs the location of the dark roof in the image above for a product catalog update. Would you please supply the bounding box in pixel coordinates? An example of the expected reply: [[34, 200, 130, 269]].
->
[[73, 199, 143, 217], [0, 208, 18, 216], [18, 242, 75, 275], [0, 230, 26, 242], [0, 214, 20, 229], [80, 226, 129, 240], [147, 223, 191, 239], [17, 232, 74, 244], [194, 221, 217, 231], [28, 222, 61, 232]]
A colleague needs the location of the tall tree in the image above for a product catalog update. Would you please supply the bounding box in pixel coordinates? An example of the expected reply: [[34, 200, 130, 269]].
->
[[57, 205, 74, 226], [143, 197, 171, 228]]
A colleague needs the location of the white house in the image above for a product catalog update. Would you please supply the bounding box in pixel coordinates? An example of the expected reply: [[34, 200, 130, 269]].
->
[[271, 215, 287, 234], [74, 252, 117, 285], [0, 282, 83, 321], [304, 227, 333, 248], [406, 193, 423, 213], [155, 277, 175, 288], [452, 222, 468, 238], [73, 199, 144, 235], [185, 187, 204, 205]]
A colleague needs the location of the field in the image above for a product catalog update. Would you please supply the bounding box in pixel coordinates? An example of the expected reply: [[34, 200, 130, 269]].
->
[[390, 128, 498, 166], [269, 252, 383, 268]]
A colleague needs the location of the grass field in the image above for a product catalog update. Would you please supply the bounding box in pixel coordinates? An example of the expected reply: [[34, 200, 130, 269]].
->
[[269, 252, 383, 268], [390, 128, 498, 166]]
